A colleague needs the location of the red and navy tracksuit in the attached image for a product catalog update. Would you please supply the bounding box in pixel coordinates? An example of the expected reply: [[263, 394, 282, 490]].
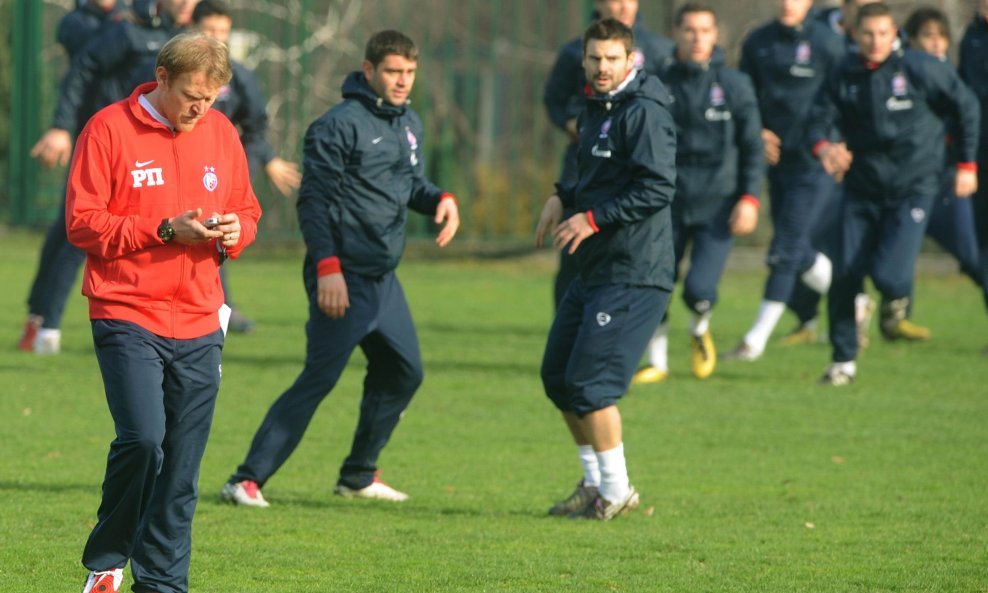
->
[[809, 49, 980, 362], [541, 71, 676, 415], [67, 83, 262, 593], [229, 72, 453, 491]]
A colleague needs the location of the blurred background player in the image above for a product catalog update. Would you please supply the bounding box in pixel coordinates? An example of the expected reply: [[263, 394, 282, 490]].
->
[[633, 2, 762, 384], [959, 0, 988, 354], [543, 0, 674, 309], [724, 0, 845, 362], [902, 6, 984, 335], [19, 0, 198, 354], [18, 0, 125, 354], [810, 3, 979, 385], [536, 18, 676, 520], [221, 30, 459, 507], [191, 0, 303, 333]]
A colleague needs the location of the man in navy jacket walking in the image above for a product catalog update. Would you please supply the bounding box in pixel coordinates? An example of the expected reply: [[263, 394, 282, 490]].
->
[[222, 30, 460, 506]]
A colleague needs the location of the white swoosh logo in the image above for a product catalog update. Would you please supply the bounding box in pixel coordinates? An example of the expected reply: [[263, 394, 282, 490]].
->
[[135, 159, 154, 168], [372, 136, 384, 144]]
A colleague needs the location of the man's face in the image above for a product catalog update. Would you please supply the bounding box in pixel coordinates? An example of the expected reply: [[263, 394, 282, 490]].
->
[[163, 0, 199, 27], [843, 0, 880, 35], [583, 38, 632, 94], [155, 68, 221, 132], [675, 11, 717, 64], [910, 21, 949, 60], [197, 14, 232, 44], [363, 54, 417, 106], [595, 0, 638, 29], [94, 0, 116, 9], [777, 0, 813, 27], [857, 15, 897, 63]]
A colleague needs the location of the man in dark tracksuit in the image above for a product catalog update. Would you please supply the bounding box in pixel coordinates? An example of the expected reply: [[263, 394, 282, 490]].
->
[[20, 0, 190, 354], [535, 18, 676, 521], [192, 0, 303, 333], [222, 30, 460, 506], [725, 0, 845, 363], [810, 3, 980, 385], [543, 0, 674, 308], [959, 2, 988, 353], [18, 0, 125, 354], [633, 3, 763, 385]]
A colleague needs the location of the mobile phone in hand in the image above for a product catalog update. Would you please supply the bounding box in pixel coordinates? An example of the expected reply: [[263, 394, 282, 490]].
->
[[204, 217, 220, 229]]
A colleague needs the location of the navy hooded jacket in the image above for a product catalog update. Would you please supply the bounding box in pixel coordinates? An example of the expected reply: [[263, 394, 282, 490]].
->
[[659, 50, 764, 225], [556, 71, 677, 290], [297, 72, 448, 281], [740, 18, 845, 167], [959, 15, 988, 158], [212, 61, 277, 172], [808, 49, 980, 201]]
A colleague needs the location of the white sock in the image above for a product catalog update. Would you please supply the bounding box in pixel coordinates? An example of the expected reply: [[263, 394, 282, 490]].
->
[[596, 443, 630, 503], [689, 311, 712, 337], [801, 252, 833, 294], [834, 360, 857, 376], [578, 445, 600, 488], [646, 322, 669, 371], [744, 300, 785, 353]]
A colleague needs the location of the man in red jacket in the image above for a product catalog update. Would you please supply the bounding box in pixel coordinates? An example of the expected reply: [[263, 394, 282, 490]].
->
[[66, 33, 261, 593]]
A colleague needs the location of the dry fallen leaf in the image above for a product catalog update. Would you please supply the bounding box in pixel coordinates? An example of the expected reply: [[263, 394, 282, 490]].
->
[[804, 522, 816, 529], [642, 506, 655, 517], [831, 456, 846, 465]]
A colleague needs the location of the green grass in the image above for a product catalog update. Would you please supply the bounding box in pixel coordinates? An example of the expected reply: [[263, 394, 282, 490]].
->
[[1, 228, 986, 592]]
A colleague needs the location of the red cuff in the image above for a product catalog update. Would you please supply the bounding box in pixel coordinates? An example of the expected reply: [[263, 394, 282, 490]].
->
[[317, 256, 342, 277], [439, 192, 457, 205], [812, 140, 831, 158], [957, 162, 978, 174], [739, 194, 760, 209], [585, 210, 600, 233]]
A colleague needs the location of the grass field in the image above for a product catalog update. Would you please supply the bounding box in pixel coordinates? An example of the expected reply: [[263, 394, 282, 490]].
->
[[1, 228, 986, 593]]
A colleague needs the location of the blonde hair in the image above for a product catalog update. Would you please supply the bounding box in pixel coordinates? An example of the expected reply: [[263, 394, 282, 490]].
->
[[155, 32, 233, 86]]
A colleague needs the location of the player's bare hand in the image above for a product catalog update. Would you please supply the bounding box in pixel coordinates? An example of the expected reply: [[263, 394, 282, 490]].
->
[[819, 142, 852, 180], [211, 212, 242, 248], [171, 209, 224, 245], [553, 212, 595, 255], [434, 197, 459, 247], [761, 128, 781, 166], [730, 199, 759, 236], [317, 273, 349, 319], [265, 157, 302, 196], [30, 129, 73, 168], [955, 168, 978, 198], [535, 195, 563, 247]]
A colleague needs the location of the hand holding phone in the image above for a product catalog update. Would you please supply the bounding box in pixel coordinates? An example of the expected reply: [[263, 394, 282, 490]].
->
[[204, 216, 220, 229]]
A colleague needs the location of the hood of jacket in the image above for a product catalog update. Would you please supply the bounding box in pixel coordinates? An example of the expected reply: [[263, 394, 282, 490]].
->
[[586, 69, 673, 111], [341, 71, 408, 118]]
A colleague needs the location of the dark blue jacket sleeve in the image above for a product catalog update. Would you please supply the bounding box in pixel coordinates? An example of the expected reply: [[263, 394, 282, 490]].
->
[[56, 11, 101, 57], [590, 103, 677, 226], [732, 72, 765, 199], [807, 63, 844, 151], [230, 66, 276, 170], [543, 40, 583, 130], [52, 21, 131, 132], [918, 58, 981, 164], [296, 118, 351, 264]]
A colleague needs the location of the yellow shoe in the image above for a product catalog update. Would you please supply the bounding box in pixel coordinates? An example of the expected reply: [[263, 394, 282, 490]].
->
[[780, 324, 818, 346], [690, 330, 716, 380], [631, 366, 668, 385], [881, 319, 931, 341]]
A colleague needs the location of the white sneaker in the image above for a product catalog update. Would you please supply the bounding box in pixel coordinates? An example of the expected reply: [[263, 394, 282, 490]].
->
[[82, 568, 123, 593], [220, 480, 270, 508], [34, 328, 61, 355], [334, 473, 409, 502]]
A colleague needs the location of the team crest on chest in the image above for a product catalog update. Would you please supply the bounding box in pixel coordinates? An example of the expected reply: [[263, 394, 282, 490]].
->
[[892, 72, 908, 96], [203, 166, 218, 192], [709, 83, 725, 107], [795, 40, 812, 64], [599, 117, 613, 138], [405, 126, 419, 166]]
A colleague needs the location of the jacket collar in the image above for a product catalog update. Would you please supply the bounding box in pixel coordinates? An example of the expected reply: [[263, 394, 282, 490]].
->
[[128, 82, 178, 132]]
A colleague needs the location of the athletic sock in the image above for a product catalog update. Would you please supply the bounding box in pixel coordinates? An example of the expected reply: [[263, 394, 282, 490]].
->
[[689, 311, 712, 337], [596, 443, 630, 503], [800, 252, 833, 294], [744, 300, 785, 353], [646, 322, 669, 371], [578, 445, 600, 488], [834, 360, 857, 376]]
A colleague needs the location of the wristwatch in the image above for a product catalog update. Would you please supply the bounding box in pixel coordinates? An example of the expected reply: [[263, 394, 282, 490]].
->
[[157, 218, 175, 243]]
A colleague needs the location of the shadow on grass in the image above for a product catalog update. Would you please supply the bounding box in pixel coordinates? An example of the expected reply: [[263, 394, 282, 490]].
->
[[0, 481, 98, 494], [201, 493, 541, 518], [417, 320, 548, 338]]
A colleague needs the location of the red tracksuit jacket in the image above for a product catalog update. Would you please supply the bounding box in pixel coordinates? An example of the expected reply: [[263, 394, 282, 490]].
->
[[66, 82, 263, 339]]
